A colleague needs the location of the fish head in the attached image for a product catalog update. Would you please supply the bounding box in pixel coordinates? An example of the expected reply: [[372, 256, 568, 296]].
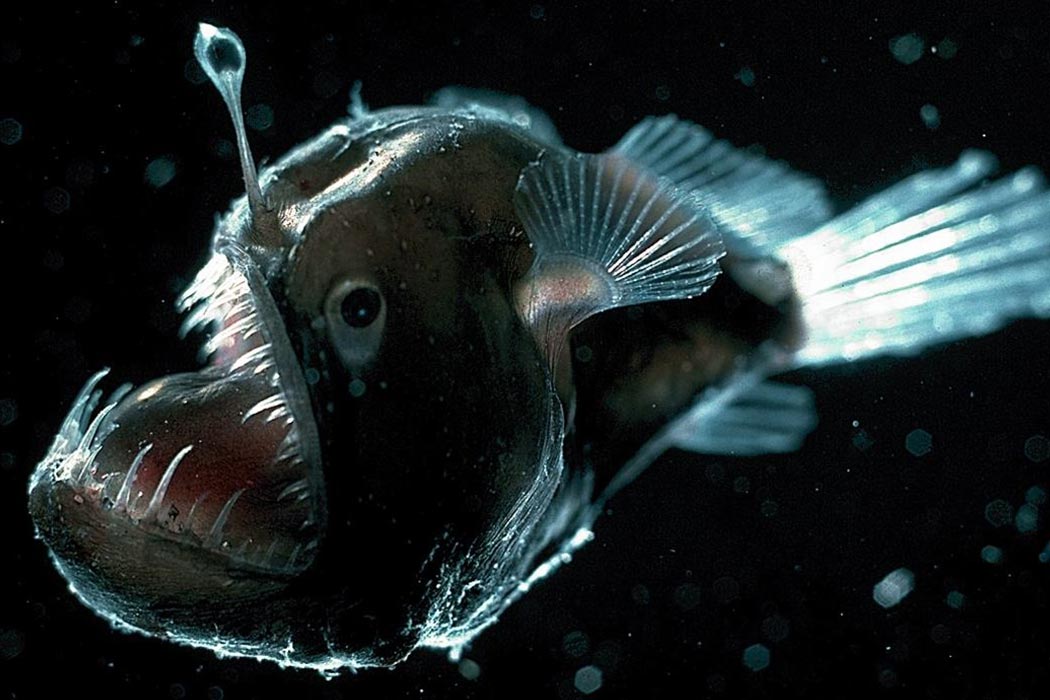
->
[[27, 26, 567, 671]]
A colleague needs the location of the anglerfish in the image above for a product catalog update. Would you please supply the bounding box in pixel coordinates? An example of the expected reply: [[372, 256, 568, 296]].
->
[[27, 24, 1050, 673]]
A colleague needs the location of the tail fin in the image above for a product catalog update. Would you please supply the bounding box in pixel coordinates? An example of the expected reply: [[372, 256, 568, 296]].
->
[[783, 153, 1050, 366]]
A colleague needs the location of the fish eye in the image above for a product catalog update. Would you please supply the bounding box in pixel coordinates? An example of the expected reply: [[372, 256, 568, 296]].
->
[[340, 287, 382, 328], [324, 279, 386, 371]]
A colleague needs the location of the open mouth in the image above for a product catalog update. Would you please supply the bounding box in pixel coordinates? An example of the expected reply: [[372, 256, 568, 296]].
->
[[28, 247, 325, 586]]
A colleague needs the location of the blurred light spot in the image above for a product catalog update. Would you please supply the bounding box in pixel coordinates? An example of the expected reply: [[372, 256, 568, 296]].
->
[[0, 398, 17, 426], [735, 66, 755, 87], [945, 590, 965, 609], [761, 614, 790, 643], [630, 583, 650, 605], [529, 4, 545, 19], [889, 33, 925, 65], [184, 59, 207, 85], [878, 668, 899, 688], [575, 345, 593, 363], [129, 34, 145, 47], [1026, 486, 1047, 506], [1015, 503, 1039, 533], [733, 475, 751, 494], [905, 429, 932, 456], [0, 627, 24, 660], [981, 545, 1003, 564], [853, 429, 874, 451], [43, 186, 70, 214], [1025, 435, 1049, 463], [574, 665, 603, 695], [145, 157, 176, 189], [1040, 542, 1050, 564], [458, 658, 481, 680], [0, 117, 23, 145], [984, 499, 1013, 528], [760, 499, 779, 517], [930, 624, 951, 644], [304, 367, 320, 385], [873, 568, 914, 608], [742, 643, 770, 671], [935, 38, 958, 59], [655, 85, 671, 101], [245, 103, 274, 131], [713, 576, 740, 604], [920, 104, 940, 130], [348, 379, 367, 397], [562, 630, 589, 658], [673, 582, 701, 611]]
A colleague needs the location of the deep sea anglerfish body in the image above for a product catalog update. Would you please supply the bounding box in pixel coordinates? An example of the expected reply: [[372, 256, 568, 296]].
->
[[27, 25, 1050, 673]]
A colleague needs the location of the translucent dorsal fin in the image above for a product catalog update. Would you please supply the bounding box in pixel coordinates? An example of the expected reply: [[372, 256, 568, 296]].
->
[[193, 23, 282, 249], [612, 115, 833, 258], [513, 151, 725, 361]]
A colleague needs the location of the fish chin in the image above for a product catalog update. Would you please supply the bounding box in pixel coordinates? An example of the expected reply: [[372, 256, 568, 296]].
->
[[27, 247, 326, 649]]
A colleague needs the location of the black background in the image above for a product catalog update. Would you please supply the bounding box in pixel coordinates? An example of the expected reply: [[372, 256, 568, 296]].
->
[[3, 2, 1050, 698]]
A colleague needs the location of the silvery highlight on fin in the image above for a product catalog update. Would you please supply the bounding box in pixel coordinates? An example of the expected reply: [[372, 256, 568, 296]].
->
[[513, 151, 724, 356]]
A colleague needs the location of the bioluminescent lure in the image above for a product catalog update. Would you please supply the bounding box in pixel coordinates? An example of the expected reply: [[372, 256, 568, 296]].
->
[[27, 23, 1050, 673]]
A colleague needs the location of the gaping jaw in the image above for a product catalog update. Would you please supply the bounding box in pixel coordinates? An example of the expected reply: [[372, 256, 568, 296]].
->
[[27, 244, 325, 637]]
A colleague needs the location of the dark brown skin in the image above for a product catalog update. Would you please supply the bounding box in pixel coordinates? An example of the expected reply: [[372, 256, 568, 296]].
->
[[29, 107, 804, 668]]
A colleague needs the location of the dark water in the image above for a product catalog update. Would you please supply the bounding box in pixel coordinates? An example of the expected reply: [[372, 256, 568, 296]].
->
[[3, 3, 1050, 698]]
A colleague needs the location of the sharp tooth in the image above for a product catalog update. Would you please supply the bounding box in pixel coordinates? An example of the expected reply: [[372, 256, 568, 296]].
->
[[185, 491, 209, 529], [277, 478, 310, 501], [205, 488, 245, 548], [115, 443, 153, 511], [229, 343, 273, 372], [144, 444, 194, 519], [242, 394, 285, 423]]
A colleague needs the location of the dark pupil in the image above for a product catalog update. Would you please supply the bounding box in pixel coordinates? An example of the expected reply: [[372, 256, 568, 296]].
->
[[340, 287, 382, 328]]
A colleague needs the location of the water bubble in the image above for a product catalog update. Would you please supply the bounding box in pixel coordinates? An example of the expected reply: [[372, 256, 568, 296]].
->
[[145, 157, 177, 189], [574, 665, 603, 695], [742, 643, 771, 672], [905, 429, 932, 456], [920, 104, 940, 130], [981, 545, 1003, 564], [0, 117, 23, 145], [873, 568, 915, 608], [889, 33, 925, 65]]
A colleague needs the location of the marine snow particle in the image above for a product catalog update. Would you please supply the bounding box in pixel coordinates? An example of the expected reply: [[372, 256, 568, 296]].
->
[[981, 545, 1003, 564], [145, 157, 177, 189], [574, 665, 603, 695], [1015, 504, 1039, 534], [889, 33, 925, 65], [0, 117, 22, 145], [245, 103, 274, 131], [984, 499, 1013, 528], [945, 590, 965, 609], [920, 104, 940, 130], [1024, 435, 1049, 463], [458, 658, 481, 680], [873, 567, 914, 608], [735, 66, 756, 87], [742, 643, 771, 672], [905, 429, 932, 456]]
